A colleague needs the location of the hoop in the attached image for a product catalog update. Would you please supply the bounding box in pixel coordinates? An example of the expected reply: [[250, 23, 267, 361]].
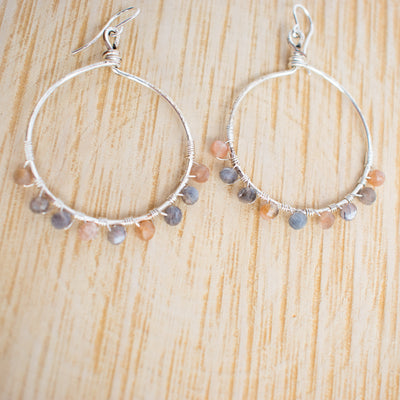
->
[[16, 7, 209, 243], [211, 4, 384, 229], [227, 65, 373, 216], [24, 63, 194, 226]]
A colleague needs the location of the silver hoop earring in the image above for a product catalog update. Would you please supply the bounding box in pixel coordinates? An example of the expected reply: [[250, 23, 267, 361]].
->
[[14, 7, 209, 244], [211, 4, 384, 230]]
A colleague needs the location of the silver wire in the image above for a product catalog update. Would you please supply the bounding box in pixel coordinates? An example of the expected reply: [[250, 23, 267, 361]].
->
[[72, 6, 140, 55], [225, 4, 373, 216], [287, 4, 314, 54], [24, 8, 195, 227]]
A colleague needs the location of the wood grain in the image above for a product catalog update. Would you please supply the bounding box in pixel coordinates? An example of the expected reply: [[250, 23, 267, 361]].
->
[[0, 0, 399, 399]]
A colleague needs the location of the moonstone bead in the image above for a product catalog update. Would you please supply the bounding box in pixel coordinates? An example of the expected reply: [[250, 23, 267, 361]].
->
[[288, 211, 307, 230], [368, 169, 385, 186], [340, 203, 357, 221], [51, 210, 72, 229], [78, 222, 99, 241], [190, 163, 210, 183], [210, 140, 229, 158], [30, 196, 50, 214], [219, 167, 238, 184], [358, 187, 376, 205], [181, 186, 199, 205], [319, 211, 335, 229], [136, 220, 155, 241], [237, 187, 257, 203], [107, 225, 126, 245], [164, 206, 182, 225], [14, 166, 34, 186], [260, 203, 279, 220]]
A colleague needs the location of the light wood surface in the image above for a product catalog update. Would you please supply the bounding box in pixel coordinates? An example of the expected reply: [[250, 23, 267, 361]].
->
[[1, 0, 399, 399]]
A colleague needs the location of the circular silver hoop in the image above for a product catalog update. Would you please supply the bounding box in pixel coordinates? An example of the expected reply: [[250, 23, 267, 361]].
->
[[220, 3, 377, 219], [226, 64, 373, 216], [24, 60, 195, 227]]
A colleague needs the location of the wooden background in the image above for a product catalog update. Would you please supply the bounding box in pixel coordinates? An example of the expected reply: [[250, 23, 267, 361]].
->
[[1, 0, 399, 399]]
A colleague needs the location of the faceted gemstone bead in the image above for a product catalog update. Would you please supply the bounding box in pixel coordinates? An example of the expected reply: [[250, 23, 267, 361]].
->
[[237, 187, 257, 203], [14, 166, 34, 186], [190, 163, 210, 183], [51, 210, 73, 229], [181, 186, 199, 205], [340, 203, 357, 221], [78, 222, 99, 241], [288, 211, 307, 230], [107, 225, 126, 245], [136, 220, 156, 241], [219, 167, 238, 184], [319, 211, 335, 229], [368, 169, 385, 186], [358, 187, 376, 205], [30, 196, 50, 214], [260, 202, 279, 220], [164, 206, 182, 226], [210, 140, 229, 158]]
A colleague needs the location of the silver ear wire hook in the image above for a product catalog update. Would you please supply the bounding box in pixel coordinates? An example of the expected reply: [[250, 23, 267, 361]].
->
[[72, 6, 140, 55], [287, 4, 314, 54]]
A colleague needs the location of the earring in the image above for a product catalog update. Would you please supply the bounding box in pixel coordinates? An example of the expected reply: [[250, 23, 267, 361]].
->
[[14, 7, 209, 244], [211, 4, 384, 230]]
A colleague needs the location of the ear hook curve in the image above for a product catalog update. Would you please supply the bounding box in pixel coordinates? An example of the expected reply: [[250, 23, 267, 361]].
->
[[288, 4, 314, 54], [72, 6, 140, 55]]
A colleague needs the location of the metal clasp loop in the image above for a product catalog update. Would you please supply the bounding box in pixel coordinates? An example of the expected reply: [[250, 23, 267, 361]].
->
[[72, 6, 140, 55], [287, 4, 313, 54]]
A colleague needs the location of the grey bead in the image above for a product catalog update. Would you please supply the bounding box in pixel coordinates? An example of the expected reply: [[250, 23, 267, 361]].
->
[[237, 187, 257, 203], [219, 168, 238, 184], [340, 203, 357, 221], [164, 206, 182, 226], [358, 187, 376, 205], [181, 186, 199, 205], [30, 196, 50, 214], [289, 211, 307, 230], [107, 225, 126, 245], [51, 210, 72, 230]]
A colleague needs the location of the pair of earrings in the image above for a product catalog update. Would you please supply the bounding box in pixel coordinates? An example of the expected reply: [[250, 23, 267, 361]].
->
[[15, 5, 384, 244]]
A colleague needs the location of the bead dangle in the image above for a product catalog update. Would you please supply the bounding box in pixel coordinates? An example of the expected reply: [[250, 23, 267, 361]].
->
[[211, 4, 384, 230], [14, 7, 209, 244]]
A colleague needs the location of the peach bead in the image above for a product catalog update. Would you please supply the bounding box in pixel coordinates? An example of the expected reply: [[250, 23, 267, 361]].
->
[[210, 140, 229, 158], [78, 222, 99, 241], [368, 169, 385, 186], [14, 166, 34, 186], [136, 220, 155, 241], [190, 163, 210, 183], [260, 203, 279, 220], [319, 211, 335, 229]]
